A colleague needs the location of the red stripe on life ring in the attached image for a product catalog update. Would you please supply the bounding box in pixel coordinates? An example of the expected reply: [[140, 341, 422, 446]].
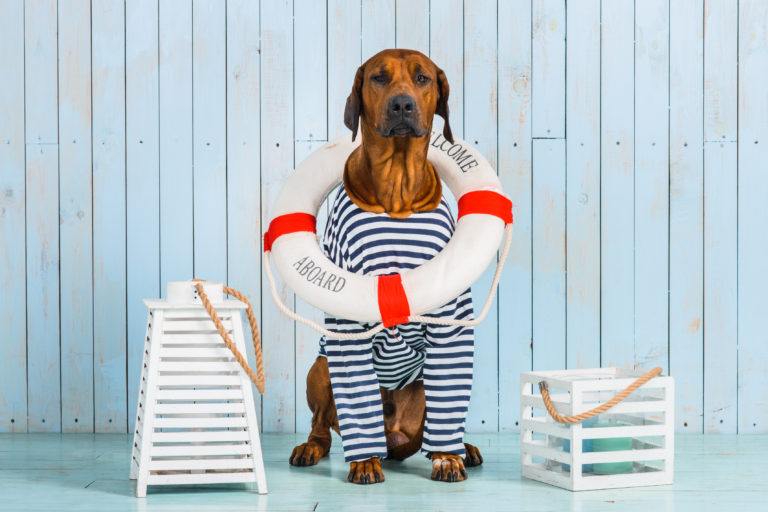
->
[[457, 190, 513, 224], [377, 274, 411, 328], [264, 213, 316, 252]]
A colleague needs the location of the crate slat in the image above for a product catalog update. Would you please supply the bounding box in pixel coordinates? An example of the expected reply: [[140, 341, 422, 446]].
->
[[151, 430, 250, 443], [160, 346, 236, 358], [149, 457, 254, 471], [161, 333, 231, 345], [155, 388, 243, 401], [150, 443, 251, 457], [153, 416, 247, 428], [153, 402, 246, 414], [157, 375, 242, 386], [147, 472, 257, 486], [161, 319, 233, 332]]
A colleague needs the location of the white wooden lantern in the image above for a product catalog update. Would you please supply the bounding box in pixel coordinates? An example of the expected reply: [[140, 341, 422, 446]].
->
[[130, 281, 267, 497], [520, 368, 674, 491]]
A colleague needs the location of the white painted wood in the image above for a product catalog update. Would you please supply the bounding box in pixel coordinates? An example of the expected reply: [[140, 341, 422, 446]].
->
[[521, 368, 674, 490], [232, 309, 268, 493], [157, 375, 243, 387], [153, 416, 247, 428], [136, 310, 164, 497], [132, 285, 266, 496], [149, 458, 255, 472], [148, 472, 258, 486], [151, 431, 251, 443], [150, 444, 251, 457]]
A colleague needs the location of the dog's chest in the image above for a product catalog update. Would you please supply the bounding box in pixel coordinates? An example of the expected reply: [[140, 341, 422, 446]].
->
[[322, 186, 455, 277]]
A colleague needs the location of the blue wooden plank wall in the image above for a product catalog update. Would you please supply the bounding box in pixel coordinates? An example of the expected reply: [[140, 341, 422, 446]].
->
[[0, 0, 766, 435]]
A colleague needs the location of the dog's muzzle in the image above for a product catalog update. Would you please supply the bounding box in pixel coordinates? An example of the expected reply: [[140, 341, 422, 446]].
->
[[377, 94, 427, 138]]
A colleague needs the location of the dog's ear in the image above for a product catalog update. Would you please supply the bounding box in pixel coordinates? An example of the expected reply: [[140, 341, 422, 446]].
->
[[436, 67, 453, 143], [344, 65, 365, 141]]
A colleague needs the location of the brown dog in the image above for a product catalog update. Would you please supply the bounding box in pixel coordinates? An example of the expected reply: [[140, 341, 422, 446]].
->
[[289, 49, 483, 483]]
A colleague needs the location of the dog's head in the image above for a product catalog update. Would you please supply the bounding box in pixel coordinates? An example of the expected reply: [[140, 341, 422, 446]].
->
[[344, 49, 453, 144]]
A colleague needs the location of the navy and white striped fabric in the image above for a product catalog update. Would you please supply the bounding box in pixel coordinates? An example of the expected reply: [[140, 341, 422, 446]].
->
[[318, 185, 474, 463]]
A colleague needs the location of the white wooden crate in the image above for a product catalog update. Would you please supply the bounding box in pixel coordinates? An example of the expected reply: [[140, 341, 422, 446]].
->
[[129, 281, 267, 497], [521, 368, 674, 491]]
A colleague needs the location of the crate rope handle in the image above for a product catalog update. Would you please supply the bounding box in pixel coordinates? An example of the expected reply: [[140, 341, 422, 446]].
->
[[538, 366, 663, 424], [193, 281, 265, 394]]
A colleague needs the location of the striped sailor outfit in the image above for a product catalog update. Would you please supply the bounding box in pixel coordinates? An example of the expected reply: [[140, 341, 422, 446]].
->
[[319, 185, 474, 463]]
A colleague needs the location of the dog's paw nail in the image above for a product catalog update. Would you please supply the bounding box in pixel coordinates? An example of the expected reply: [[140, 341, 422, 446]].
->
[[309, 455, 315, 465], [461, 469, 468, 478], [299, 457, 306, 466], [374, 473, 381, 483], [364, 474, 371, 484]]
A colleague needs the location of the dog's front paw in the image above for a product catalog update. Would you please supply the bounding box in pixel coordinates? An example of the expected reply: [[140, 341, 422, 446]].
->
[[463, 443, 484, 467], [430, 453, 468, 482], [347, 457, 385, 484], [289, 441, 328, 466]]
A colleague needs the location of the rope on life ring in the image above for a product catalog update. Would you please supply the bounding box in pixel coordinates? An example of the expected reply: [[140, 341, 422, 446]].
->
[[538, 366, 663, 424]]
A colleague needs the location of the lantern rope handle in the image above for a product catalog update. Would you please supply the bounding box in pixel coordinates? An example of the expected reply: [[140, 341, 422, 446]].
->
[[538, 366, 663, 424], [194, 281, 265, 394]]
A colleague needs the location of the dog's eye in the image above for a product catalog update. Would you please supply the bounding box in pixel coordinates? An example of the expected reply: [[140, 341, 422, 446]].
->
[[371, 74, 387, 84], [416, 74, 431, 85]]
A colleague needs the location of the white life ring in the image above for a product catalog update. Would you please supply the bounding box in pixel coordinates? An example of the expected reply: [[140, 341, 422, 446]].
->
[[264, 131, 513, 327]]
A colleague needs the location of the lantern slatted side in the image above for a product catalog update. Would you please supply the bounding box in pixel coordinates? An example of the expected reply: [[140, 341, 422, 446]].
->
[[130, 296, 267, 497], [520, 368, 674, 491]]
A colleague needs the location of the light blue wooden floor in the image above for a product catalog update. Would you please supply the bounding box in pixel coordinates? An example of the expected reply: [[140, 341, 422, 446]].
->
[[0, 433, 765, 511]]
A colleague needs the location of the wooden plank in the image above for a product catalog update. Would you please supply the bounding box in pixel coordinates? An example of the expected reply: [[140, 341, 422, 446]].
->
[[159, 0, 193, 290], [58, 0, 94, 433], [328, 0, 361, 139], [362, 0, 395, 58], [565, 0, 600, 370], [148, 458, 254, 472], [429, 0, 463, 140], [704, 0, 738, 142], [703, 5, 737, 432], [126, 0, 160, 434], [261, 0, 295, 432], [0, 0, 28, 433], [531, 0, 566, 138], [703, 141, 737, 433], [226, 0, 262, 422], [24, 0, 58, 145], [192, 0, 227, 283], [464, 0, 497, 431], [156, 374, 242, 387], [149, 443, 251, 457], [532, 138, 566, 372], [92, 0, 127, 433], [395, 0, 429, 54], [600, 0, 635, 370], [634, 0, 669, 373], [293, 0, 329, 433], [153, 403, 246, 416], [498, 0, 532, 432], [25, 0, 60, 432], [669, 0, 704, 433], [737, 0, 768, 434]]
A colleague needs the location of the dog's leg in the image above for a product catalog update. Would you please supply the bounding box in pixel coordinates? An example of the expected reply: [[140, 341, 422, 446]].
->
[[290, 357, 339, 466]]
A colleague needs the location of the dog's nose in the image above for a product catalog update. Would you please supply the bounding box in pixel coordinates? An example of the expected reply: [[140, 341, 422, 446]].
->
[[389, 94, 415, 117]]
